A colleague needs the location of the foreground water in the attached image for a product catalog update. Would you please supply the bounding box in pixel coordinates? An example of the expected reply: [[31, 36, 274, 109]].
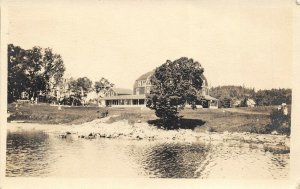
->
[[6, 124, 289, 179]]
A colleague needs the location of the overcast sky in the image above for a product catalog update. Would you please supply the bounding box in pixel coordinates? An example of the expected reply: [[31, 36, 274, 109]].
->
[[6, 0, 293, 90]]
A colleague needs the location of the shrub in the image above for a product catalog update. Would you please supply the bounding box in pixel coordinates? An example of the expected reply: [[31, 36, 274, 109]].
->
[[269, 108, 291, 135]]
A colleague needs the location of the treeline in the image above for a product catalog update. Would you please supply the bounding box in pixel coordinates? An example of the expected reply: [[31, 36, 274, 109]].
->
[[8, 44, 65, 103], [254, 88, 292, 106], [210, 86, 292, 106], [8, 44, 114, 104]]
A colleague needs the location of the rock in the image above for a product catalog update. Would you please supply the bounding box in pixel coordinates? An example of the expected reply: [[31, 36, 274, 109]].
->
[[87, 135, 95, 139], [137, 120, 142, 123], [264, 144, 290, 154], [59, 134, 67, 139]]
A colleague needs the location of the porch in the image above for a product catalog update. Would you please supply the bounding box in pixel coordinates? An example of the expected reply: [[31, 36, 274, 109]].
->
[[100, 95, 147, 107]]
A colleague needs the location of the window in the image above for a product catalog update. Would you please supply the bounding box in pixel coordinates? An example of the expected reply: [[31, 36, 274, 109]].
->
[[138, 80, 146, 87], [133, 99, 138, 105], [136, 88, 140, 95], [139, 99, 145, 105], [142, 80, 146, 86], [146, 87, 150, 94]]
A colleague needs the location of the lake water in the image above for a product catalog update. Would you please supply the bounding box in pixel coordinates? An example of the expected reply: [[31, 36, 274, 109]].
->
[[6, 126, 289, 179]]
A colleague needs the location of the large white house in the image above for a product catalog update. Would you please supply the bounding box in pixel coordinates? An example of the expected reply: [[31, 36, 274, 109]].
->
[[100, 71, 219, 108]]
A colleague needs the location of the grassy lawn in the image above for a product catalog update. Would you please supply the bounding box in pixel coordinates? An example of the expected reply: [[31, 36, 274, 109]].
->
[[7, 103, 154, 125], [7, 103, 280, 134], [177, 108, 271, 133], [8, 103, 99, 124]]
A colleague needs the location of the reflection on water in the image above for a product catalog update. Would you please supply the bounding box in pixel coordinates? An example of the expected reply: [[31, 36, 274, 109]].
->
[[127, 143, 209, 178], [6, 131, 52, 176], [6, 129, 289, 178]]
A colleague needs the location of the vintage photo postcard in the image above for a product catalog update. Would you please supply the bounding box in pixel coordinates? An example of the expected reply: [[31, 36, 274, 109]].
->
[[1, 0, 300, 188]]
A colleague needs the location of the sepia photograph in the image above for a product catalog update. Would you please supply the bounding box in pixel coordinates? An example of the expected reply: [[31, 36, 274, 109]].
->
[[1, 0, 300, 188]]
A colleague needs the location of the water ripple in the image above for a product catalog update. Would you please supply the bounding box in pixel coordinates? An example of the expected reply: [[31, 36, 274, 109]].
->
[[6, 130, 289, 179]]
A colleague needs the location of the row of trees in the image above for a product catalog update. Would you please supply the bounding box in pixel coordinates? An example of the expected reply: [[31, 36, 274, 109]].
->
[[8, 44, 114, 104], [8, 44, 65, 103], [210, 86, 292, 107], [59, 76, 114, 106]]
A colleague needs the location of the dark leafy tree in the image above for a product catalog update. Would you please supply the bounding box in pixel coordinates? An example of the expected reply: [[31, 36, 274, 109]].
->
[[8, 44, 28, 102], [7, 44, 65, 103], [42, 48, 65, 94], [23, 46, 43, 97], [146, 57, 204, 127]]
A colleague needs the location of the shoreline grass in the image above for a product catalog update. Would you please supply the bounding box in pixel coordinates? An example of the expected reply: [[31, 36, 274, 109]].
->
[[7, 103, 290, 135]]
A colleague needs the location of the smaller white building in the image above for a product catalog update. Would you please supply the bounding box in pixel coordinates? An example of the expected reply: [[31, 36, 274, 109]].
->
[[245, 99, 256, 107]]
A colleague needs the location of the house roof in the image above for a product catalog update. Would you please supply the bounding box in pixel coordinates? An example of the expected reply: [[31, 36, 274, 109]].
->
[[108, 88, 133, 95], [133, 71, 154, 89], [134, 70, 208, 87], [247, 99, 256, 105], [136, 71, 154, 81], [101, 94, 146, 100], [199, 95, 218, 101]]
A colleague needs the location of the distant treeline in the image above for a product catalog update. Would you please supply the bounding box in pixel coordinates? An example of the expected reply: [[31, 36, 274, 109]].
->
[[210, 86, 292, 106]]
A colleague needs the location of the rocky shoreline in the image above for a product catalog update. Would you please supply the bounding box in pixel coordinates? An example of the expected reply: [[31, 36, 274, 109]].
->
[[7, 116, 290, 154]]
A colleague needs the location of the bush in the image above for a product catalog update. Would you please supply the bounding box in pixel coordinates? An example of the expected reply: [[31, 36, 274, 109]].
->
[[269, 108, 291, 135], [59, 96, 82, 106], [46, 96, 57, 104]]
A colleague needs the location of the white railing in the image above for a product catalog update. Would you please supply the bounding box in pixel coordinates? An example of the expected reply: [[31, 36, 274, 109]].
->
[[108, 104, 146, 107]]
